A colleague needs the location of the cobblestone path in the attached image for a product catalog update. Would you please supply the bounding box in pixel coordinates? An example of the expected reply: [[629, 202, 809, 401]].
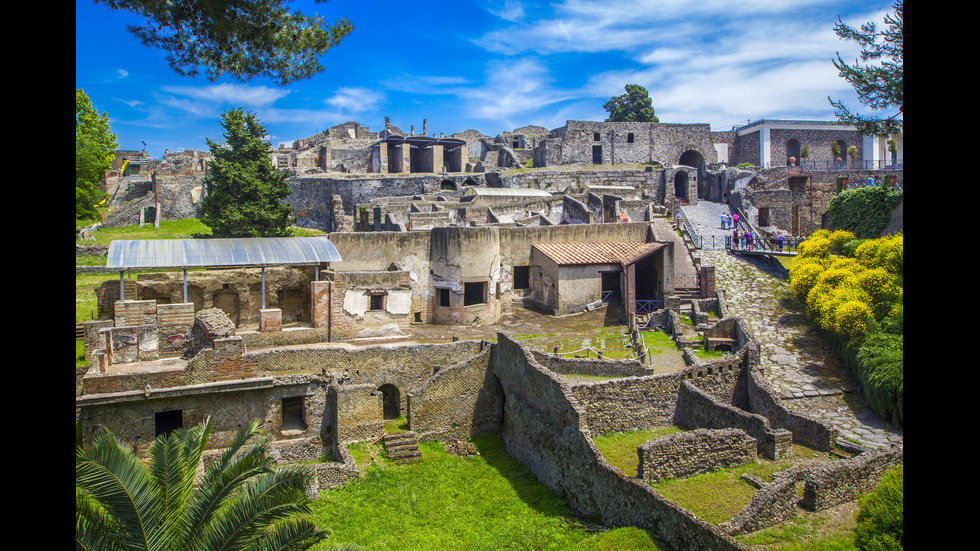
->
[[699, 246, 902, 450]]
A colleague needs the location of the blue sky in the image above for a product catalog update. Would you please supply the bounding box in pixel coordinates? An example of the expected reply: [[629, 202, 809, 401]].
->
[[76, 0, 896, 157]]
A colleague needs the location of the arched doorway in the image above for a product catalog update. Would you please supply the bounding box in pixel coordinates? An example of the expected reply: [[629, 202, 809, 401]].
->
[[678, 150, 705, 198], [378, 384, 401, 420], [786, 139, 801, 167]]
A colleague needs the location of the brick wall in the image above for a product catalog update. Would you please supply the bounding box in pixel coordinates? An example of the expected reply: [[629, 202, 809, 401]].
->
[[114, 300, 157, 327]]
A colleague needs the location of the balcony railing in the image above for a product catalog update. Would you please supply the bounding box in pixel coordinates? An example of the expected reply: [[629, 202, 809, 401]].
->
[[798, 159, 903, 171]]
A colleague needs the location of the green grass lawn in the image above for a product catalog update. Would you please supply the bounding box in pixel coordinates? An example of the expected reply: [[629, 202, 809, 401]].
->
[[591, 427, 685, 476], [650, 445, 825, 526], [310, 434, 663, 551]]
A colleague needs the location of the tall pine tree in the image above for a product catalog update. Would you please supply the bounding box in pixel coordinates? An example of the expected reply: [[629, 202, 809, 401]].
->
[[200, 109, 295, 237]]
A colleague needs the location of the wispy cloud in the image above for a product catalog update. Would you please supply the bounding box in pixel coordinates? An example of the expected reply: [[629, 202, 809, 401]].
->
[[324, 87, 385, 114], [159, 83, 291, 108]]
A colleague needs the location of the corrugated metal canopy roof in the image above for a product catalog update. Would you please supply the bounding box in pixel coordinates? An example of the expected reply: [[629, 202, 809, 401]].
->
[[463, 187, 553, 197], [106, 237, 342, 270]]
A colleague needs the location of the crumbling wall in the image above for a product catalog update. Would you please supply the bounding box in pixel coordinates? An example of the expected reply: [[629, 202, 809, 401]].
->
[[493, 333, 745, 550], [638, 428, 757, 483]]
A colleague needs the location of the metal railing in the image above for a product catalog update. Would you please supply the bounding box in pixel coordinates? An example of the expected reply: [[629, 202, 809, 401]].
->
[[601, 290, 622, 303], [726, 235, 801, 254], [800, 159, 903, 171], [635, 300, 664, 314]]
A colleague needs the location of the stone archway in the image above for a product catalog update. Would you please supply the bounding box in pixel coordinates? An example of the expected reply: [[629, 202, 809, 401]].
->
[[678, 150, 705, 198]]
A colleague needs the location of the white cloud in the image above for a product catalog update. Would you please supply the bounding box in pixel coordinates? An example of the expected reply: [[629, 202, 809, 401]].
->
[[458, 58, 578, 125], [324, 87, 385, 114], [160, 83, 291, 107]]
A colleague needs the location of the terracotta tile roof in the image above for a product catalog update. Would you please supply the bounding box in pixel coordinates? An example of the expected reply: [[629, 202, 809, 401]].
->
[[531, 242, 666, 266]]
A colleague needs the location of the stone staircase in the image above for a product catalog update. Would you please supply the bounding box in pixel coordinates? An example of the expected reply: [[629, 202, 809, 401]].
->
[[383, 431, 422, 464]]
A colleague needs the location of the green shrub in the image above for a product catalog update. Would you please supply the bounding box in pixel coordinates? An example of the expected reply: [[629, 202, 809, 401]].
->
[[856, 334, 903, 426], [854, 465, 903, 551], [827, 186, 903, 239]]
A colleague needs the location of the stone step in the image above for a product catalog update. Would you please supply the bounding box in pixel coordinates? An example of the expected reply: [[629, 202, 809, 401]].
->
[[383, 431, 421, 464]]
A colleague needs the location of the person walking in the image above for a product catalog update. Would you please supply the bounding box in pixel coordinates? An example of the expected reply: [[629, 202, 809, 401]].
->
[[776, 232, 784, 252], [732, 228, 740, 250], [727, 213, 733, 229], [721, 212, 727, 229], [733, 213, 739, 229]]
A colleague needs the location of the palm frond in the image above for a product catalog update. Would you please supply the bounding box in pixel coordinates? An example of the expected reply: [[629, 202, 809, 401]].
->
[[76, 429, 162, 551]]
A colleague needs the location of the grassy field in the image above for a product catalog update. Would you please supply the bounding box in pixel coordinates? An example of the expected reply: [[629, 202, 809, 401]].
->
[[591, 427, 685, 476], [310, 434, 663, 551]]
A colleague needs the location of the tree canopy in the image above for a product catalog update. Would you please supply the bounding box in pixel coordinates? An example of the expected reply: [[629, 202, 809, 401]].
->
[[603, 84, 659, 123], [829, 1, 903, 135], [76, 89, 118, 221], [92, 0, 354, 85], [199, 109, 295, 237]]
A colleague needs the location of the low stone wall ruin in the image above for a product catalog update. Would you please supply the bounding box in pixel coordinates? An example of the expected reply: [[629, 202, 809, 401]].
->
[[639, 428, 757, 482]]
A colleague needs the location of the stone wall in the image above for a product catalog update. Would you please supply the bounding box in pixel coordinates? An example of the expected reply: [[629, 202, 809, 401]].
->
[[638, 428, 757, 482], [722, 445, 903, 536], [569, 348, 748, 436], [493, 333, 745, 550], [408, 344, 503, 442], [675, 380, 792, 460], [532, 353, 652, 378]]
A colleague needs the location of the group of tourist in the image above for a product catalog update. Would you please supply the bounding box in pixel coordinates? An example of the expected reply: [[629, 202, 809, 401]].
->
[[731, 229, 796, 252], [720, 212, 739, 230]]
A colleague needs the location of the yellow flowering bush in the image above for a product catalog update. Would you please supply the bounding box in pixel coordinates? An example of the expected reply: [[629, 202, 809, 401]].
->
[[829, 229, 857, 253], [858, 267, 900, 310], [797, 230, 832, 258], [833, 300, 874, 337], [788, 258, 828, 298], [854, 233, 903, 274]]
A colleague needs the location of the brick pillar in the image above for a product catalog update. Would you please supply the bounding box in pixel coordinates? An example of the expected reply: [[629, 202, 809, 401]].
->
[[311, 281, 333, 331], [259, 308, 282, 332], [401, 144, 412, 173], [699, 265, 716, 298]]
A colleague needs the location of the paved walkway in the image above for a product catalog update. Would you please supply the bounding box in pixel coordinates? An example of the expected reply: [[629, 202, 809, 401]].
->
[[682, 202, 902, 450], [678, 201, 738, 250]]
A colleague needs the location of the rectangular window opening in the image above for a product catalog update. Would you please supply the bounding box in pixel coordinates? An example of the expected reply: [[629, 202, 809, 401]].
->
[[513, 266, 530, 290], [593, 132, 601, 142], [464, 281, 487, 306], [281, 396, 307, 432], [438, 288, 451, 308], [369, 293, 385, 311], [627, 132, 635, 143]]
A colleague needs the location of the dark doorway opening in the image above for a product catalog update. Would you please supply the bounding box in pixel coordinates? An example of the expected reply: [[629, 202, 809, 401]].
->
[[378, 384, 400, 420], [155, 410, 183, 438], [601, 271, 622, 303], [513, 266, 530, 290], [674, 172, 689, 203], [592, 145, 603, 164]]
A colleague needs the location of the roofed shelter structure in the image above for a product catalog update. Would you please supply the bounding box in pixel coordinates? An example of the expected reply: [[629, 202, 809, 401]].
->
[[107, 237, 342, 309], [370, 135, 469, 174], [529, 241, 672, 325]]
